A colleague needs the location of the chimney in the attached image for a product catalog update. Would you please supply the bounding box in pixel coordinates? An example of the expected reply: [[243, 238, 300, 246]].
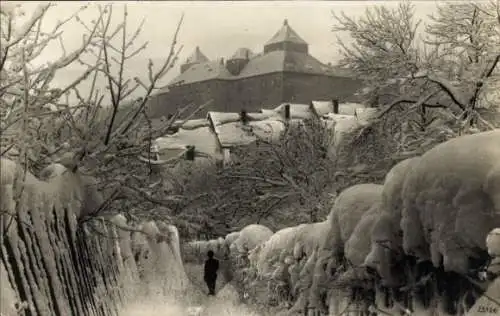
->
[[332, 99, 339, 114], [284, 104, 290, 120]]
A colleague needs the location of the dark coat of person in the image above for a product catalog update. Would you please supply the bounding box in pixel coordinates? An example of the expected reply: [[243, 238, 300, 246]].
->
[[204, 250, 219, 295]]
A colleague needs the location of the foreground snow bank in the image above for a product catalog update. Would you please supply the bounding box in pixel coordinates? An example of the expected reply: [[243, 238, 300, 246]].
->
[[401, 130, 500, 273], [118, 284, 262, 316], [0, 158, 197, 316]]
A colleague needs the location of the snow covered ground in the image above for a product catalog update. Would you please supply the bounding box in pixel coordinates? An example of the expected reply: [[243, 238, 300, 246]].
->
[[119, 284, 262, 316]]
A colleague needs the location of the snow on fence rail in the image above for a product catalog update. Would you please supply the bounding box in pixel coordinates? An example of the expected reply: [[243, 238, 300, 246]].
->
[[0, 159, 190, 316]]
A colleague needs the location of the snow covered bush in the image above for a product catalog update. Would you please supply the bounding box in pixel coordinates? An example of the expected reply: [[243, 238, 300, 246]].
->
[[365, 157, 422, 287], [401, 130, 500, 274], [230, 224, 273, 257], [486, 228, 500, 276], [396, 130, 500, 314], [319, 183, 383, 271], [308, 183, 383, 314], [243, 221, 331, 312], [250, 226, 298, 275], [208, 117, 336, 234]]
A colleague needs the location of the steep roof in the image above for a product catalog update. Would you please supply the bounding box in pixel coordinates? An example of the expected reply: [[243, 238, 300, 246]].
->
[[165, 20, 351, 88], [237, 50, 340, 78], [265, 19, 308, 46], [184, 46, 209, 64], [169, 61, 232, 86]]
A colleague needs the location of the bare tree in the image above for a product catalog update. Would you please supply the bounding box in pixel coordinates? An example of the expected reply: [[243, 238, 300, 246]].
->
[[331, 0, 499, 169], [193, 118, 338, 234], [334, 1, 499, 127], [0, 3, 204, 223]]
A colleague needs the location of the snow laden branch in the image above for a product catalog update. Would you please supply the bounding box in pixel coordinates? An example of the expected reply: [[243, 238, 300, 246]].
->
[[1, 3, 201, 223], [213, 118, 337, 227], [333, 2, 421, 86], [58, 4, 200, 222], [335, 1, 500, 127], [0, 3, 102, 167]]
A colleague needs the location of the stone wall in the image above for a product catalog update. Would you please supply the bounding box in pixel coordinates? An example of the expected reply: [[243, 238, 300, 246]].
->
[[147, 73, 363, 119], [282, 72, 362, 105]]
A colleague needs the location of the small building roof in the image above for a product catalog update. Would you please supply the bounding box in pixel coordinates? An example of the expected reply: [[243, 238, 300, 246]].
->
[[310, 100, 334, 117], [265, 19, 308, 46], [155, 126, 219, 158]]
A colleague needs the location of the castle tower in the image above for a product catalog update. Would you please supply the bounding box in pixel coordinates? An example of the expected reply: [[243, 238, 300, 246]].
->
[[263, 19, 309, 54]]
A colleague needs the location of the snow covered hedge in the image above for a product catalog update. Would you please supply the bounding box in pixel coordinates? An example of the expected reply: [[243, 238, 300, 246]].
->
[[180, 130, 500, 316]]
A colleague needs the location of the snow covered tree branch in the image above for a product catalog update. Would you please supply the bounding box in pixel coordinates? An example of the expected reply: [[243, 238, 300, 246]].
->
[[334, 1, 500, 126], [210, 118, 337, 231], [0, 3, 203, 224]]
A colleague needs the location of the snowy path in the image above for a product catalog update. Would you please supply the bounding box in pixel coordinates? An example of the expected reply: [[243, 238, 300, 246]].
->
[[119, 284, 262, 316]]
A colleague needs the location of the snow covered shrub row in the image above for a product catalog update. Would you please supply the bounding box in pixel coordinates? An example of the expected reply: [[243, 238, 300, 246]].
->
[[0, 159, 191, 316], [304, 131, 500, 316], [330, 130, 500, 316], [176, 130, 500, 315], [400, 130, 500, 274], [308, 183, 384, 315], [182, 224, 273, 264]]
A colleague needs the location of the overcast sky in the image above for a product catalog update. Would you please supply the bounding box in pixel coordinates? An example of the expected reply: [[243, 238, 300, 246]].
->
[[12, 1, 442, 97]]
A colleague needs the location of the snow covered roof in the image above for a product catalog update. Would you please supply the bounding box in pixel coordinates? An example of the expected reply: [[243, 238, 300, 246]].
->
[[153, 101, 373, 160], [154, 126, 220, 159], [338, 102, 366, 115], [175, 118, 211, 130], [207, 111, 240, 126], [355, 107, 379, 125], [206, 110, 286, 147], [310, 100, 334, 116], [273, 103, 312, 119], [211, 121, 256, 148]]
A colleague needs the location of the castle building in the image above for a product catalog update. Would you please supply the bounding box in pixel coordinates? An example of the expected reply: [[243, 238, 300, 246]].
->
[[147, 19, 363, 118]]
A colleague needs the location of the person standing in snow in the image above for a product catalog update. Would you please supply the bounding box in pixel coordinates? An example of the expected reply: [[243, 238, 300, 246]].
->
[[204, 250, 219, 296]]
